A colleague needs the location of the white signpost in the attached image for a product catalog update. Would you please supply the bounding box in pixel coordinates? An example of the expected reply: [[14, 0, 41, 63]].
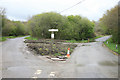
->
[[48, 29, 58, 39]]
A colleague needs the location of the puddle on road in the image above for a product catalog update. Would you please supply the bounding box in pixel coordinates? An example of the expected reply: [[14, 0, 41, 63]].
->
[[98, 61, 118, 66]]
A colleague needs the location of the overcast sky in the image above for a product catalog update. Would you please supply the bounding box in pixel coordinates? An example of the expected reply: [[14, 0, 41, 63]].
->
[[0, 0, 119, 21]]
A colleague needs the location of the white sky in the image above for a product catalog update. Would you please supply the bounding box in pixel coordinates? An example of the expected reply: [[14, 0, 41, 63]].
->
[[0, 0, 119, 21]]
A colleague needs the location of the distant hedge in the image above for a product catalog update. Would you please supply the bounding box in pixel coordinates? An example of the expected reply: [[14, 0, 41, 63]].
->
[[28, 12, 95, 40], [2, 19, 28, 36]]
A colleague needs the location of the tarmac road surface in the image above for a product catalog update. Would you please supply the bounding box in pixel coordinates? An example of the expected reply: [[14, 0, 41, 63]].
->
[[0, 36, 118, 78]]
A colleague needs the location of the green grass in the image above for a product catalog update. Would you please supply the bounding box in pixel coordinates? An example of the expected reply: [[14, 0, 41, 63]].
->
[[25, 36, 104, 43], [0, 37, 7, 41], [104, 38, 120, 54], [94, 35, 104, 39], [0, 36, 16, 42], [7, 36, 16, 38], [65, 40, 89, 43], [24, 36, 38, 40], [65, 36, 104, 43], [65, 39, 94, 43], [0, 36, 25, 42]]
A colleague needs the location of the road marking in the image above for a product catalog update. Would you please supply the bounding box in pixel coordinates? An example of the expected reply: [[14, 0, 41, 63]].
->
[[32, 76, 37, 78], [50, 72, 55, 77], [32, 69, 42, 78], [34, 70, 42, 74]]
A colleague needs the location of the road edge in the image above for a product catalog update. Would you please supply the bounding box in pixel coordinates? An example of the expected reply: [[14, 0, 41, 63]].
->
[[102, 43, 118, 56]]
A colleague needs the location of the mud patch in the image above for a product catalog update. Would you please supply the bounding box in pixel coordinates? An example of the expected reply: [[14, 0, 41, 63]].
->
[[99, 61, 118, 66]]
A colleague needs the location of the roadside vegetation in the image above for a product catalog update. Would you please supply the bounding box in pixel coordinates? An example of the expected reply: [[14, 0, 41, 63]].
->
[[0, 36, 16, 41], [28, 12, 95, 40], [95, 5, 119, 43], [0, 36, 25, 41], [0, 8, 29, 42], [65, 35, 104, 43], [0, 37, 6, 41], [94, 5, 119, 53], [25, 35, 103, 43], [104, 38, 119, 54], [1, 5, 119, 56], [24, 36, 38, 40]]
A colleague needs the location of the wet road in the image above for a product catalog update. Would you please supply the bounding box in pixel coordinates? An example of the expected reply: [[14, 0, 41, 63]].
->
[[0, 36, 118, 78]]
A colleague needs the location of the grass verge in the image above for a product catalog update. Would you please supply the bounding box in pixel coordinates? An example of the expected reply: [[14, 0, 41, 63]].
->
[[24, 36, 38, 40], [65, 36, 104, 43], [0, 36, 25, 42], [104, 38, 120, 54], [0, 37, 7, 41], [25, 36, 104, 43], [94, 35, 104, 39]]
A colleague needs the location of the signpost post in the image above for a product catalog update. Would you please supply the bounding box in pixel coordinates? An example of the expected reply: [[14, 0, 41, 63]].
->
[[48, 29, 58, 55], [48, 29, 58, 39]]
